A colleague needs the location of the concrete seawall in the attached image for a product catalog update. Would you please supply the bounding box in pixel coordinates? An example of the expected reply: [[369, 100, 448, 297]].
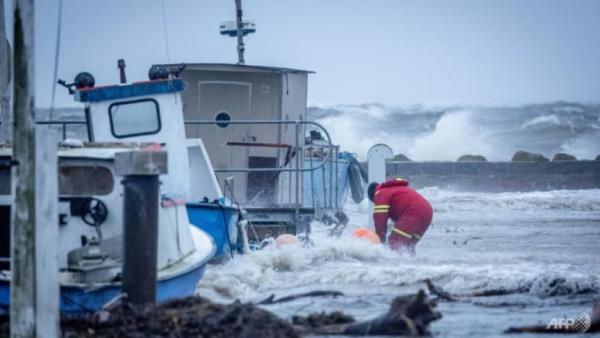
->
[[383, 161, 600, 192]]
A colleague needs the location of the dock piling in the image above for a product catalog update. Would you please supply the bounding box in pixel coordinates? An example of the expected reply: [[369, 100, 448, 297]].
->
[[115, 150, 167, 306]]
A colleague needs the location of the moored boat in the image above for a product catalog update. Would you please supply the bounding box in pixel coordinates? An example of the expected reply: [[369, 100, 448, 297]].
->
[[0, 66, 225, 313]]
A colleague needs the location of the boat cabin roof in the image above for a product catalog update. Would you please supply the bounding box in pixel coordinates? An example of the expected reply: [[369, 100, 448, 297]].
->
[[159, 63, 314, 75]]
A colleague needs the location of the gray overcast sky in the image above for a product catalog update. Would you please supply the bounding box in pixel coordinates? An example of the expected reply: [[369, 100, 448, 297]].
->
[[3, 0, 600, 107]]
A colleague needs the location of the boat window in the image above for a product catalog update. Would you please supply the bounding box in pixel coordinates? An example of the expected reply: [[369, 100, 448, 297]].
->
[[215, 111, 231, 128], [109, 99, 161, 138], [59, 165, 114, 196]]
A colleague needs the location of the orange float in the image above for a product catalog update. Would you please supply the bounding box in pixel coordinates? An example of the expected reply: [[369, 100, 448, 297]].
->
[[275, 234, 300, 247], [351, 227, 381, 244]]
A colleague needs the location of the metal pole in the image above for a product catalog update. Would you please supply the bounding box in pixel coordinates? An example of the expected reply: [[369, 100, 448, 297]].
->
[[115, 151, 167, 306], [335, 146, 339, 210], [294, 121, 300, 217], [309, 147, 316, 209], [235, 0, 245, 65], [287, 167, 291, 205], [329, 146, 333, 209], [0, 0, 12, 143], [321, 156, 327, 209]]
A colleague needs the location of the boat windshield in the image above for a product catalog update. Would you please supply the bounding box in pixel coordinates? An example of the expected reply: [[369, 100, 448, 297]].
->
[[109, 98, 161, 138]]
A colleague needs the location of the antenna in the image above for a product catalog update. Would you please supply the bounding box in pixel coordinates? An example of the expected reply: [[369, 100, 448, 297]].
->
[[220, 0, 256, 65], [235, 0, 245, 64]]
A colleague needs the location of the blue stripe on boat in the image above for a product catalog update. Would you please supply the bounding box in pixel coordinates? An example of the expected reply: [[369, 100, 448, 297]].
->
[[75, 79, 187, 102]]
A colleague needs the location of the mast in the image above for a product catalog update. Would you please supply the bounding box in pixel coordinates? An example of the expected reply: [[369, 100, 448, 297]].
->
[[0, 0, 11, 142], [235, 0, 245, 65]]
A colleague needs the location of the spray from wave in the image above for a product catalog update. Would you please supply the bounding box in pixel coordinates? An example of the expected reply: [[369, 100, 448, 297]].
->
[[308, 102, 600, 161], [409, 110, 491, 161]]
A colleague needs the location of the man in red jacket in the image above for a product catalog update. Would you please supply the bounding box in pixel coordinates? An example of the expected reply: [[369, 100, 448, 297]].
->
[[368, 178, 433, 252]]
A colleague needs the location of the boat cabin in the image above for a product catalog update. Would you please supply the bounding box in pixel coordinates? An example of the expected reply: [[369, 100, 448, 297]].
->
[[164, 63, 313, 206]]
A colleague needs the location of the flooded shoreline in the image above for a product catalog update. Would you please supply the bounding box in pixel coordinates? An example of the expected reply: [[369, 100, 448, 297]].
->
[[198, 188, 600, 337]]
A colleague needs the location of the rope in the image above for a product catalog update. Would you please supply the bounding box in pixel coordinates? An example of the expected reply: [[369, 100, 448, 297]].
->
[[160, 0, 171, 63], [49, 0, 63, 121]]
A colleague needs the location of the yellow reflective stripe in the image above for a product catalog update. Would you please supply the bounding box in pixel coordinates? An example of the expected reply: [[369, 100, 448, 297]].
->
[[392, 228, 413, 239], [391, 228, 421, 241], [374, 206, 390, 210], [373, 210, 388, 214]]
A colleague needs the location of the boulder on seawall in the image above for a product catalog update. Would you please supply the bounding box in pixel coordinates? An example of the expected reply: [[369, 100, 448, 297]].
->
[[457, 154, 487, 162], [391, 153, 412, 161], [511, 150, 549, 162], [552, 153, 577, 161]]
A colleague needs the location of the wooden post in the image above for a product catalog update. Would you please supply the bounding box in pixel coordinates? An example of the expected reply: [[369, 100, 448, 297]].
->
[[0, 0, 12, 142], [115, 150, 167, 306], [11, 0, 59, 337]]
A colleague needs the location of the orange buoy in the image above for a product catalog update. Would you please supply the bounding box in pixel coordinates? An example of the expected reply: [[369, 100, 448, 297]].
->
[[275, 234, 299, 247], [351, 227, 381, 244]]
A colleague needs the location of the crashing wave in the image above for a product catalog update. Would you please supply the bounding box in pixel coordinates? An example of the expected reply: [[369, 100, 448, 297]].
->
[[308, 102, 600, 161]]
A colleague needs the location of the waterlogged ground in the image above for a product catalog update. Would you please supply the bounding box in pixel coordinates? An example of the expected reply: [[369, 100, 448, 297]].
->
[[197, 188, 600, 337]]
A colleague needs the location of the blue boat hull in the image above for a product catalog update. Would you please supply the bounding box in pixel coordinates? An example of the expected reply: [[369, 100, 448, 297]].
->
[[186, 202, 240, 260], [0, 262, 206, 315]]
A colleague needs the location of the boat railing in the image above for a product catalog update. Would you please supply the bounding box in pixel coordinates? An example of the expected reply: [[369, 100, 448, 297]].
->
[[184, 119, 341, 214]]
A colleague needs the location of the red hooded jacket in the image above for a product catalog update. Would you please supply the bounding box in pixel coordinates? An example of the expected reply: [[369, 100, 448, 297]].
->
[[373, 178, 433, 242]]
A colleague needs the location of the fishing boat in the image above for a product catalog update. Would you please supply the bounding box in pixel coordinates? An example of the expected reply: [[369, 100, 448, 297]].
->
[[0, 66, 222, 313], [160, 63, 365, 244]]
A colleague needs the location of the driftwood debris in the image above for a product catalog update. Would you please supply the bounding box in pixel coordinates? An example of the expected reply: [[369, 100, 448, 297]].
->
[[61, 296, 299, 338], [505, 303, 600, 334], [424, 279, 528, 302], [293, 290, 442, 336], [257, 290, 344, 305], [0, 291, 442, 337]]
